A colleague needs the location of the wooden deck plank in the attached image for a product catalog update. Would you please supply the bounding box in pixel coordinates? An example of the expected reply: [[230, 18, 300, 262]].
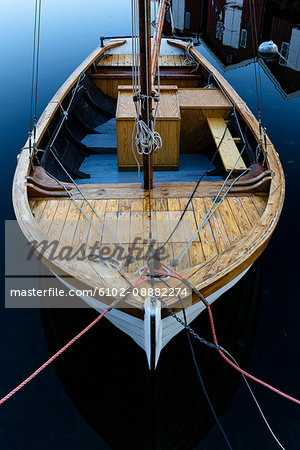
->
[[207, 117, 247, 172], [217, 198, 242, 244], [192, 198, 219, 259], [179, 198, 193, 211], [38, 200, 60, 235], [227, 197, 252, 236], [240, 196, 261, 226], [72, 200, 96, 254], [167, 198, 181, 211], [47, 200, 72, 242], [59, 201, 83, 248], [252, 195, 267, 216], [203, 198, 231, 253], [85, 200, 107, 255]]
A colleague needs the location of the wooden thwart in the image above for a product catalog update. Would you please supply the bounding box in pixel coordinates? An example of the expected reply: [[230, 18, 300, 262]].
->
[[207, 117, 247, 173]]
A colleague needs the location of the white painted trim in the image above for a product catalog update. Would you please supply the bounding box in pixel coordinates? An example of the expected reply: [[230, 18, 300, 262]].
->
[[53, 265, 252, 367]]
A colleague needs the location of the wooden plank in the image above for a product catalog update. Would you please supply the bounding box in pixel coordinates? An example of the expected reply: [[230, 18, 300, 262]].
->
[[167, 198, 181, 211], [240, 196, 260, 226], [72, 200, 96, 255], [192, 198, 219, 259], [38, 200, 60, 235], [59, 201, 83, 248], [178, 89, 232, 110], [251, 195, 267, 216], [227, 197, 252, 236], [217, 198, 242, 244], [31, 200, 47, 223], [207, 117, 247, 172], [86, 199, 107, 252], [203, 198, 231, 253], [47, 200, 71, 242]]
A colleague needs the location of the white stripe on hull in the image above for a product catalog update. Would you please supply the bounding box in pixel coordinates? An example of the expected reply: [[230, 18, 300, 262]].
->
[[55, 265, 251, 368]]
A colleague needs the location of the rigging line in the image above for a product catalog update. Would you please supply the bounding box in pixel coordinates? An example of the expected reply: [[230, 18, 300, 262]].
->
[[173, 276, 300, 407], [29, 0, 39, 134], [224, 352, 286, 450], [174, 153, 250, 264], [33, 0, 42, 141], [161, 119, 230, 250], [159, 270, 285, 449], [249, 0, 265, 125], [159, 278, 233, 449], [144, 0, 152, 239], [48, 148, 130, 257], [0, 277, 141, 408]]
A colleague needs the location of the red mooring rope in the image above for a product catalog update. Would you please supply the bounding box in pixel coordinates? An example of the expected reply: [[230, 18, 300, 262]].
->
[[0, 308, 109, 406], [0, 273, 148, 407], [160, 265, 300, 407]]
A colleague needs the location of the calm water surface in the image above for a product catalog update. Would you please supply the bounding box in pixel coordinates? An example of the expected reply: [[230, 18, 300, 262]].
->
[[0, 1, 300, 448]]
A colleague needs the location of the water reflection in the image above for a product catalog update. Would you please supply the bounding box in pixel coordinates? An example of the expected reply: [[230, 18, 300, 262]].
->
[[42, 262, 262, 449], [166, 0, 300, 99]]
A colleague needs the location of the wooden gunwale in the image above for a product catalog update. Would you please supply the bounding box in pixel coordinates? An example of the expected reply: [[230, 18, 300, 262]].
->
[[12, 40, 146, 306], [165, 40, 285, 299], [13, 39, 285, 316]]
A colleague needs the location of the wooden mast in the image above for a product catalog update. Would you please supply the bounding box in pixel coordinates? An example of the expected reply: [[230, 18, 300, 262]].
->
[[139, 0, 167, 189], [139, 0, 153, 190], [151, 0, 168, 82]]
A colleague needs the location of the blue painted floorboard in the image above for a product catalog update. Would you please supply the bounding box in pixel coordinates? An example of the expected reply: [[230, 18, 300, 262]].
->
[[76, 154, 223, 184]]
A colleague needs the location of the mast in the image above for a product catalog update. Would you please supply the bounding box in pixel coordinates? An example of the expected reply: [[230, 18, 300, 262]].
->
[[138, 0, 167, 190], [139, 0, 153, 190], [151, 0, 168, 83]]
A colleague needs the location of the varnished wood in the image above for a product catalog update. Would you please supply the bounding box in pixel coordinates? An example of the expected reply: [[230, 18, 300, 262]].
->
[[151, 0, 168, 83], [116, 87, 180, 169], [13, 38, 285, 317], [207, 117, 247, 172]]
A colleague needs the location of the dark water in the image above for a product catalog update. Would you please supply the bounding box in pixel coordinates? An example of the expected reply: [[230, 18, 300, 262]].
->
[[0, 0, 300, 448]]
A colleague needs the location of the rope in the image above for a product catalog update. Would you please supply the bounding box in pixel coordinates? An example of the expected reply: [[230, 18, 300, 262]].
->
[[28, 0, 42, 157], [135, 119, 162, 155], [160, 278, 233, 449], [148, 268, 290, 447], [0, 308, 109, 407], [166, 274, 300, 407], [0, 272, 148, 407]]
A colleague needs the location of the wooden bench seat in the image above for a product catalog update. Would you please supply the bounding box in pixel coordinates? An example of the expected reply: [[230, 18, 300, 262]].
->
[[207, 117, 247, 172]]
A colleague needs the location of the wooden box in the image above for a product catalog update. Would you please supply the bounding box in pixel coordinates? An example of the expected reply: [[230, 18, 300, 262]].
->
[[116, 86, 181, 170]]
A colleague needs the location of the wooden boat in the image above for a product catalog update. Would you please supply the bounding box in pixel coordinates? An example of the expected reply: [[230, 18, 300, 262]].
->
[[13, 1, 284, 369]]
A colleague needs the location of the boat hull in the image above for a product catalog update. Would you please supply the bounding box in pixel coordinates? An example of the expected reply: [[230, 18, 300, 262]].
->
[[54, 264, 252, 368]]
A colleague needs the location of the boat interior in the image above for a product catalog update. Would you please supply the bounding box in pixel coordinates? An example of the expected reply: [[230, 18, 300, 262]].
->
[[27, 39, 272, 286]]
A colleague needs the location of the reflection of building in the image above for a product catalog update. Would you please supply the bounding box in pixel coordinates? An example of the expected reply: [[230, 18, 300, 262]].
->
[[261, 17, 300, 99], [171, 0, 203, 33], [204, 0, 265, 69], [167, 0, 300, 99]]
